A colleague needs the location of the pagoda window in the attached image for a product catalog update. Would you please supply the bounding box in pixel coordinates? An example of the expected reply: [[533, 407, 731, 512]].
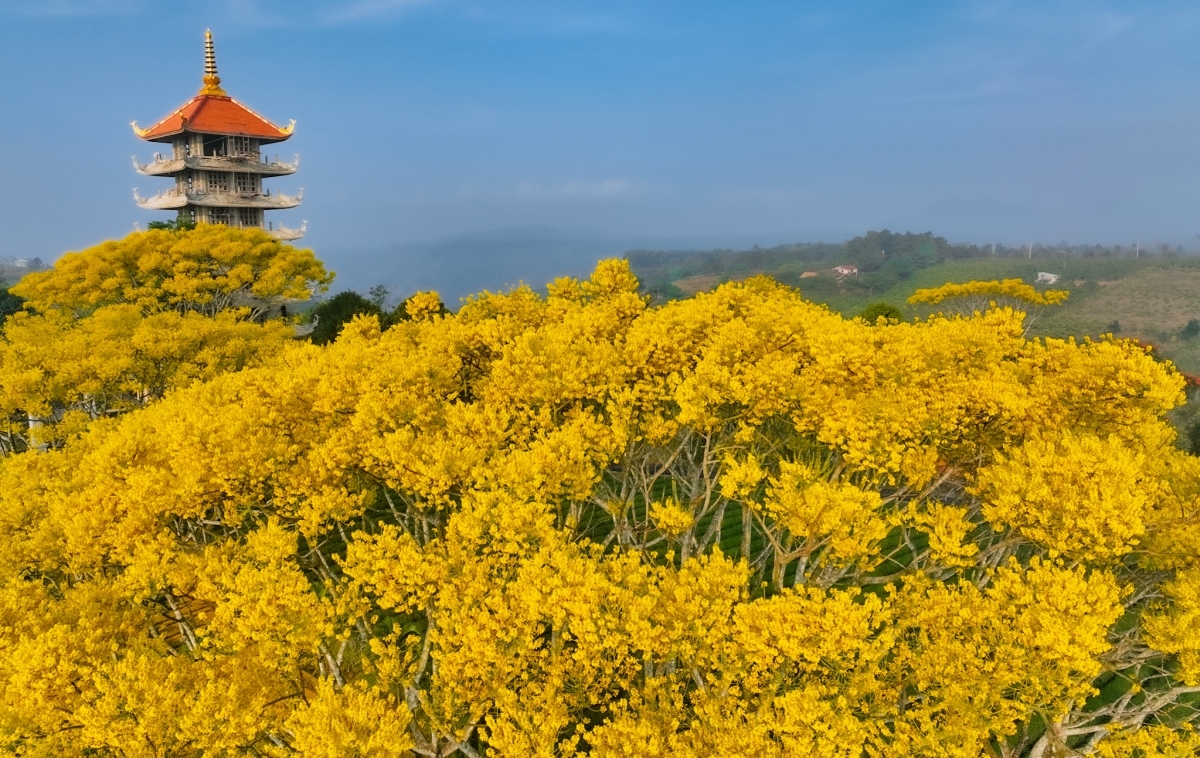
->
[[206, 172, 230, 193], [229, 136, 258, 158], [238, 208, 260, 227], [202, 135, 227, 157], [209, 208, 231, 226], [235, 172, 258, 196]]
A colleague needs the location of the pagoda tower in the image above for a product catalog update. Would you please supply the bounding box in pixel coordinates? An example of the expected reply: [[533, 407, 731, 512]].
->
[[132, 30, 305, 240]]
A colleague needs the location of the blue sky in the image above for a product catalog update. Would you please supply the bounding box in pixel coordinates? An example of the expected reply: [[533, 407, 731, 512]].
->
[[3, 0, 1200, 281]]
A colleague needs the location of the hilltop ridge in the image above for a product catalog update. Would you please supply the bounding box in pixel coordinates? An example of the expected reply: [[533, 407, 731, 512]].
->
[[627, 231, 1200, 373]]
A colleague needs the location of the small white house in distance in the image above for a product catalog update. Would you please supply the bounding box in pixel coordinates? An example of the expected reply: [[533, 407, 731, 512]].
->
[[833, 264, 858, 277], [11, 258, 29, 268], [1036, 271, 1061, 285]]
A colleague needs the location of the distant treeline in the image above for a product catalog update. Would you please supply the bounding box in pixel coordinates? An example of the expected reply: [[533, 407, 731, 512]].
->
[[304, 286, 449, 345], [629, 230, 1194, 300], [0, 278, 21, 326], [0, 256, 47, 281]]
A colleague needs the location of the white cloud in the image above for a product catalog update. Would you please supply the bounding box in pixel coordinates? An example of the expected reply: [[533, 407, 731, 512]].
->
[[1069, 11, 1136, 58], [1, 0, 632, 34], [0, 0, 146, 16], [321, 0, 442, 24], [456, 5, 631, 37], [718, 187, 815, 206], [0, 0, 447, 26], [515, 179, 648, 200]]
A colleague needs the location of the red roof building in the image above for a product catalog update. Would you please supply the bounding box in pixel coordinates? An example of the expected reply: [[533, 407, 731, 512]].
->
[[132, 31, 305, 240]]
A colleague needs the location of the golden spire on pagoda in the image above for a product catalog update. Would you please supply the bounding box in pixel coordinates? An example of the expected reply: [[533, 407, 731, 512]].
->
[[199, 29, 227, 96]]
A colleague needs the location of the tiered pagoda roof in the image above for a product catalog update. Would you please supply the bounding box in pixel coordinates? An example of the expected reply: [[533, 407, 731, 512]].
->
[[131, 30, 304, 241], [132, 29, 294, 143], [132, 95, 295, 143]]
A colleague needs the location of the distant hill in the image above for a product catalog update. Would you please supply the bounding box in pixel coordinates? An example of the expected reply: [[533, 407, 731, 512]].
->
[[631, 230, 1015, 305], [302, 227, 1200, 374], [0, 256, 48, 284], [317, 228, 804, 304], [628, 237, 1200, 373], [882, 258, 1200, 375], [323, 228, 629, 304], [631, 232, 1194, 301]]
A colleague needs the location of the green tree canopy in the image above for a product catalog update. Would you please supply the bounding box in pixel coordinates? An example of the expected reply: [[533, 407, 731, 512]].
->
[[0, 277, 22, 326], [309, 291, 381, 345], [857, 301, 904, 324]]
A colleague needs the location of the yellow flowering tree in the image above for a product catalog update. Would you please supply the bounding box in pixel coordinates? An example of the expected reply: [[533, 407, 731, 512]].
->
[[0, 305, 294, 449], [12, 223, 332, 318], [0, 225, 328, 452], [0, 257, 1198, 756], [908, 277, 1069, 309], [909, 277, 1069, 334]]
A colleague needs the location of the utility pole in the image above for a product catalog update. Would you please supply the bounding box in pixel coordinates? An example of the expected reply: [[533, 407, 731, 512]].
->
[[1028, 242, 1032, 259], [991, 242, 995, 256], [1135, 239, 1140, 258]]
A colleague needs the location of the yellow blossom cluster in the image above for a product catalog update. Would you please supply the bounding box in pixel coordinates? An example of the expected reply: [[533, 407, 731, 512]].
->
[[0, 245, 1198, 755], [0, 225, 329, 452], [908, 277, 1070, 307], [0, 305, 293, 442], [12, 224, 331, 317]]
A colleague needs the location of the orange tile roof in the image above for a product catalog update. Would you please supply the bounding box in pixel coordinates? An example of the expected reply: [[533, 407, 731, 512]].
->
[[134, 94, 293, 143]]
